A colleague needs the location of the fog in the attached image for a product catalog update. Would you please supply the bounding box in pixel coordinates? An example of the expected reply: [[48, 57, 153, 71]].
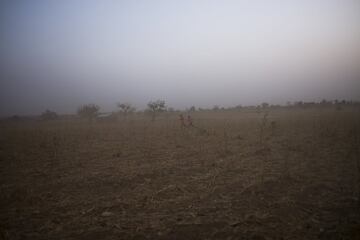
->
[[1, 0, 360, 116]]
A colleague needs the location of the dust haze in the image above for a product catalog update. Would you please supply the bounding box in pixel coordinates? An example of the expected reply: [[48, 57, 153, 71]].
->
[[1, 1, 360, 240], [1, 0, 360, 116]]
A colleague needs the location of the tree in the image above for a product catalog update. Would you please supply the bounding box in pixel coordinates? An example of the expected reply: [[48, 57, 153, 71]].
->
[[189, 106, 196, 112], [295, 101, 303, 107], [41, 109, 58, 120], [212, 105, 220, 111], [320, 99, 332, 106], [261, 102, 269, 108], [117, 102, 136, 118], [235, 105, 242, 110], [147, 100, 166, 121], [77, 104, 100, 121]]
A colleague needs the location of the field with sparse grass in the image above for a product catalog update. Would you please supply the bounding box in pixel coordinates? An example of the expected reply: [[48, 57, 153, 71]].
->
[[1, 107, 360, 239]]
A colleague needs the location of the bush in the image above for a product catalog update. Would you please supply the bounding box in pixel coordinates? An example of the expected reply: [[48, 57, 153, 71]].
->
[[77, 104, 100, 120], [41, 110, 58, 120]]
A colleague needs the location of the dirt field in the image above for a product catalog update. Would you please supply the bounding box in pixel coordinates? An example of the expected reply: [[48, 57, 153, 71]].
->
[[1, 108, 360, 239]]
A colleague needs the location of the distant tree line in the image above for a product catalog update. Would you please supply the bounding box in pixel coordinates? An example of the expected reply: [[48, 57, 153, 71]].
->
[[6, 98, 359, 122]]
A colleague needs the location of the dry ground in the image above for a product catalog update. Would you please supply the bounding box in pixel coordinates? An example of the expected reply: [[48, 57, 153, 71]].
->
[[0, 108, 360, 239]]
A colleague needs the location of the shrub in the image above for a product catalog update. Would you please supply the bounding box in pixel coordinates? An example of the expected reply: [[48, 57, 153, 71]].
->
[[41, 110, 58, 120], [77, 104, 100, 120]]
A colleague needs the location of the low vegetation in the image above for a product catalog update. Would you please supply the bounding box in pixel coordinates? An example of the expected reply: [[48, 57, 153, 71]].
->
[[77, 104, 100, 121]]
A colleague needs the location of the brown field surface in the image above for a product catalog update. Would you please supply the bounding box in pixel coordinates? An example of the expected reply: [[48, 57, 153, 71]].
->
[[1, 108, 360, 239]]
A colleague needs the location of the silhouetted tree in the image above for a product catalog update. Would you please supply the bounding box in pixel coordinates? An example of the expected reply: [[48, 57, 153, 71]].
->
[[235, 105, 242, 110], [117, 102, 136, 118], [212, 105, 220, 111], [9, 115, 21, 121], [147, 100, 166, 121], [189, 106, 196, 112], [295, 101, 303, 107], [77, 104, 100, 121], [261, 102, 269, 108], [41, 109, 58, 120], [320, 99, 332, 106]]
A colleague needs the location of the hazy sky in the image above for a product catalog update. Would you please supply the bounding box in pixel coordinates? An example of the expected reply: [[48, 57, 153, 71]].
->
[[1, 0, 359, 116]]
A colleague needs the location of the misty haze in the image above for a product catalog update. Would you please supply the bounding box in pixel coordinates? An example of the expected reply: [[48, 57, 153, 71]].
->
[[0, 1, 360, 239]]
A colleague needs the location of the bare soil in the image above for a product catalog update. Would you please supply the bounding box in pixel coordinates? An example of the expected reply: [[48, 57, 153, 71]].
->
[[1, 109, 359, 239]]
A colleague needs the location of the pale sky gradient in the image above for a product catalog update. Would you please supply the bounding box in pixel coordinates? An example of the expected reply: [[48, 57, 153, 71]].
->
[[0, 0, 359, 116]]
